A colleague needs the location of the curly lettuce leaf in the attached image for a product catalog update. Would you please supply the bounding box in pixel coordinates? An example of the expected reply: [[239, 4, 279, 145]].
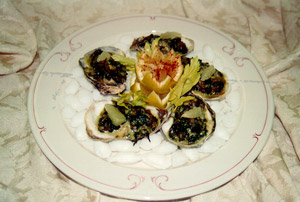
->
[[115, 91, 131, 108], [115, 90, 147, 108], [131, 91, 147, 107], [144, 37, 160, 56], [112, 53, 136, 71]]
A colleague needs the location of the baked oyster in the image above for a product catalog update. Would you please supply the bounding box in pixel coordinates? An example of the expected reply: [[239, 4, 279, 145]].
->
[[130, 32, 194, 55], [79, 46, 127, 95], [162, 96, 216, 147], [85, 100, 166, 143], [182, 56, 228, 100]]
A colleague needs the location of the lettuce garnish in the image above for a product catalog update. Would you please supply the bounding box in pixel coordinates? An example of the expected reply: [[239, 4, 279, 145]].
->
[[144, 37, 160, 56], [112, 53, 136, 72], [115, 91, 147, 108], [168, 56, 201, 109]]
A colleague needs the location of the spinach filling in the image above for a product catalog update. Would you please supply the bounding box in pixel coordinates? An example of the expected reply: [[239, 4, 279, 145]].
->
[[158, 37, 188, 55], [98, 103, 158, 143], [87, 49, 127, 84], [181, 56, 226, 97], [131, 34, 188, 55], [191, 70, 226, 96], [98, 111, 120, 132], [169, 99, 208, 145]]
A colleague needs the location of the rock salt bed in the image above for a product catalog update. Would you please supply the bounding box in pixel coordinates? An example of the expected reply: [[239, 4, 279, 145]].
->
[[58, 37, 243, 169], [202, 44, 215, 62], [71, 66, 84, 78], [109, 140, 139, 152], [65, 80, 80, 95], [77, 89, 93, 108], [197, 142, 218, 153], [75, 123, 88, 141], [142, 152, 171, 169], [171, 150, 189, 167], [78, 77, 94, 91], [64, 94, 85, 112], [109, 152, 141, 164], [80, 138, 96, 152], [70, 110, 85, 128], [155, 141, 178, 155], [139, 133, 163, 151], [207, 101, 223, 114], [94, 141, 112, 158], [92, 89, 102, 101], [181, 148, 202, 162], [202, 135, 226, 153], [213, 57, 224, 71], [61, 106, 75, 119], [221, 113, 239, 130], [214, 125, 230, 141], [226, 90, 241, 111]]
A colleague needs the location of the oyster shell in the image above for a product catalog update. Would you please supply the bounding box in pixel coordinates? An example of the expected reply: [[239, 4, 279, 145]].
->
[[85, 100, 166, 143], [130, 32, 194, 55], [162, 96, 216, 147], [79, 46, 127, 95], [182, 56, 228, 100]]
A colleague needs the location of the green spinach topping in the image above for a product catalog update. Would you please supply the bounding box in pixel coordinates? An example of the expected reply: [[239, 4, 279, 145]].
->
[[130, 33, 188, 55], [98, 102, 158, 143], [169, 99, 208, 145], [87, 49, 127, 84]]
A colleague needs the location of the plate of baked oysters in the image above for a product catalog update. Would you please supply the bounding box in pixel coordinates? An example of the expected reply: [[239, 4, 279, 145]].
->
[[28, 15, 274, 201]]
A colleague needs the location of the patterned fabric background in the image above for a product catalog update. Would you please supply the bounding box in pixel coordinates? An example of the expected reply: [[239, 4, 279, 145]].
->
[[1, 0, 299, 201]]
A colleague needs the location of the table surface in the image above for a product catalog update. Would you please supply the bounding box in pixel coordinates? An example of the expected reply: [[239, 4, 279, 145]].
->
[[1, 0, 300, 201]]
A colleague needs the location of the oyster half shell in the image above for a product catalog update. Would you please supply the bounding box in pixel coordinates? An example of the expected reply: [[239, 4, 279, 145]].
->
[[130, 32, 194, 55], [85, 100, 167, 143], [191, 69, 228, 100], [162, 96, 216, 147], [85, 100, 127, 142], [79, 46, 127, 95], [182, 56, 229, 100]]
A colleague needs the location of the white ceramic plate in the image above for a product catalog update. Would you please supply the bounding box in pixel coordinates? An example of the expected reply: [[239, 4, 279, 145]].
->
[[28, 15, 274, 201]]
